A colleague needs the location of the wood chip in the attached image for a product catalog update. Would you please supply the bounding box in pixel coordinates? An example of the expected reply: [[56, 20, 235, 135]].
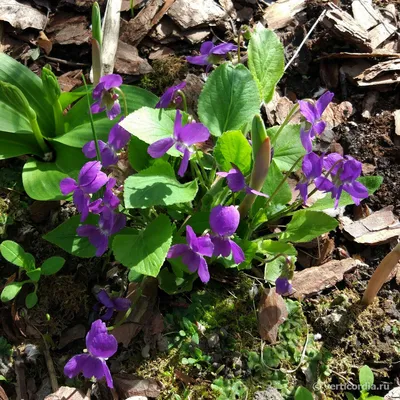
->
[[115, 40, 153, 75], [291, 258, 364, 299], [0, 0, 47, 30], [258, 288, 288, 344], [352, 0, 381, 30], [46, 14, 90, 45], [44, 387, 89, 400], [394, 110, 400, 136], [342, 207, 400, 244], [113, 374, 162, 398], [369, 22, 396, 49], [219, 0, 237, 20], [261, 0, 306, 30], [322, 3, 372, 52], [355, 59, 400, 86], [322, 101, 353, 128]]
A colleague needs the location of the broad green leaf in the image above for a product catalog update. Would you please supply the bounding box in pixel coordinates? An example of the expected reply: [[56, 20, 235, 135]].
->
[[0, 100, 32, 133], [0, 53, 54, 135], [23, 142, 87, 200], [359, 365, 374, 391], [124, 160, 198, 208], [266, 124, 305, 171], [25, 292, 38, 309], [309, 176, 383, 211], [252, 160, 292, 220], [128, 136, 154, 171], [26, 268, 41, 282], [59, 91, 87, 110], [217, 239, 258, 270], [214, 130, 252, 174], [43, 215, 98, 258], [294, 386, 314, 400], [198, 63, 260, 136], [248, 26, 285, 103], [345, 393, 356, 400], [113, 215, 172, 277], [0, 240, 35, 269], [281, 210, 338, 243], [1, 282, 24, 302], [0, 132, 43, 160], [119, 107, 180, 156], [41, 256, 65, 275]]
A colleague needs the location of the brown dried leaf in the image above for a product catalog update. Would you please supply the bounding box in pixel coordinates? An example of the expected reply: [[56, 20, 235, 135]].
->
[[44, 386, 89, 400], [37, 31, 52, 55], [258, 288, 288, 344], [115, 41, 153, 76], [113, 374, 162, 398], [175, 369, 196, 385], [0, 385, 8, 400], [0, 0, 47, 30], [46, 14, 90, 45]]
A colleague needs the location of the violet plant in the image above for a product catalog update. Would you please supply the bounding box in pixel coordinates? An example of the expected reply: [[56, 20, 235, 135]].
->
[[35, 23, 382, 388]]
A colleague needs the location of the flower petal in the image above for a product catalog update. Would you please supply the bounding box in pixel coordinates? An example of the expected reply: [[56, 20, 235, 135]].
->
[[196, 235, 214, 257], [178, 123, 210, 146], [300, 128, 313, 153], [91, 101, 106, 114], [210, 43, 237, 55], [225, 168, 246, 192], [173, 110, 183, 141], [315, 91, 334, 117], [186, 55, 209, 66], [275, 277, 292, 295], [97, 290, 114, 308], [323, 153, 343, 175], [110, 213, 126, 235], [101, 359, 114, 389], [209, 205, 240, 237], [148, 137, 174, 158], [211, 236, 231, 258], [167, 244, 190, 258], [302, 152, 322, 179], [100, 74, 123, 91], [182, 250, 201, 273], [108, 121, 131, 150], [73, 189, 90, 222], [296, 182, 308, 203], [298, 100, 318, 123], [82, 140, 107, 159], [64, 354, 92, 378], [340, 156, 362, 183], [100, 146, 118, 167], [92, 82, 105, 100], [60, 177, 77, 195], [178, 147, 191, 177], [200, 41, 214, 55], [78, 161, 103, 188], [101, 308, 114, 321], [197, 256, 210, 283], [344, 181, 368, 205], [230, 240, 245, 264], [106, 101, 121, 120], [315, 176, 334, 192], [86, 319, 118, 358], [113, 297, 131, 311], [246, 187, 269, 198], [185, 225, 198, 252]]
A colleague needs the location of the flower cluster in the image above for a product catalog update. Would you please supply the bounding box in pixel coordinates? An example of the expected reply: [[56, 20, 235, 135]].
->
[[91, 74, 123, 120], [168, 205, 245, 283], [95, 290, 131, 321]]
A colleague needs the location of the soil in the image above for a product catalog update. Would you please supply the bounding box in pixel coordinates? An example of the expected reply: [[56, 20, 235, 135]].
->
[[0, 0, 399, 399]]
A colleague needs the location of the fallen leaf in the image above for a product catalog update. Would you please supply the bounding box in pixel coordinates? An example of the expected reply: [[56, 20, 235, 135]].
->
[[37, 31, 52, 55], [44, 386, 89, 400], [113, 374, 162, 398], [115, 41, 153, 75], [262, 0, 306, 30], [58, 70, 82, 93], [58, 324, 86, 349], [291, 258, 365, 299], [0, 0, 47, 30], [342, 206, 400, 244], [46, 14, 90, 45], [258, 288, 288, 344], [175, 369, 196, 385], [0, 385, 8, 400], [322, 101, 353, 129]]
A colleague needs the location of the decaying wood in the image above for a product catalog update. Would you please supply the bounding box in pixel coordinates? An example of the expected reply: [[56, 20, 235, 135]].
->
[[355, 58, 400, 86], [0, 0, 47, 30], [115, 40, 153, 75], [322, 3, 372, 52], [394, 110, 400, 137], [368, 22, 397, 49], [318, 51, 400, 60], [261, 0, 306, 30], [352, 0, 381, 30]]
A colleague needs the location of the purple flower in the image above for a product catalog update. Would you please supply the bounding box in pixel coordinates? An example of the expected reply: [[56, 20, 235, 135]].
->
[[91, 74, 123, 120], [77, 208, 126, 256], [156, 82, 186, 109], [298, 91, 334, 153], [186, 41, 237, 72], [60, 161, 108, 222], [83, 120, 130, 167], [217, 165, 269, 198], [89, 178, 120, 214], [296, 152, 323, 203], [209, 205, 245, 264], [147, 110, 210, 177], [95, 290, 131, 321], [64, 319, 117, 388], [167, 225, 213, 283], [316, 153, 368, 208], [275, 277, 292, 296]]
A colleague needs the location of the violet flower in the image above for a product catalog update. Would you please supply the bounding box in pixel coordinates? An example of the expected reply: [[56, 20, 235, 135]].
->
[[89, 178, 120, 214], [217, 166, 269, 198], [64, 319, 117, 388], [186, 41, 237, 72], [83, 120, 130, 167], [316, 153, 368, 208], [209, 205, 245, 264], [95, 290, 131, 321], [156, 82, 186, 109], [167, 225, 214, 283], [60, 161, 108, 222], [147, 110, 210, 177], [91, 74, 123, 120], [298, 91, 334, 153], [296, 152, 323, 203], [275, 277, 293, 296], [77, 208, 126, 256]]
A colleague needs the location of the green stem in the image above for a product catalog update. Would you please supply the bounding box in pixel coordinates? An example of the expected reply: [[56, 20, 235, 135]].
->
[[176, 90, 187, 113], [30, 118, 50, 154], [130, 0, 135, 17], [53, 100, 65, 135], [237, 30, 241, 64], [115, 87, 128, 117], [82, 75, 101, 162], [191, 159, 207, 190], [195, 151, 209, 186], [272, 104, 299, 144]]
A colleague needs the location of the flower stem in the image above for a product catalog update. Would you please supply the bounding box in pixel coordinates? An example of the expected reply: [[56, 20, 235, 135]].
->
[[115, 87, 128, 117], [176, 90, 188, 113], [271, 104, 299, 144], [30, 117, 51, 154], [53, 100, 65, 135], [82, 74, 102, 162], [195, 151, 209, 186]]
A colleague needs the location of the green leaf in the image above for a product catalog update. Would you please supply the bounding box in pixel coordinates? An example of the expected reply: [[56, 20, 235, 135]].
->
[[266, 124, 305, 171], [41, 66, 61, 102], [281, 210, 338, 243], [41, 256, 65, 275], [345, 393, 356, 400], [0, 132, 43, 160], [124, 160, 198, 209], [25, 292, 38, 309], [0, 53, 54, 135], [214, 130, 252, 174], [128, 136, 154, 171], [59, 91, 87, 111], [158, 267, 197, 295], [0, 100, 32, 133], [120, 107, 181, 156], [1, 282, 24, 302], [309, 176, 383, 211], [0, 240, 35, 269], [248, 26, 285, 103], [43, 215, 98, 258], [198, 63, 261, 137], [22, 142, 88, 200], [113, 215, 173, 277], [26, 268, 41, 282], [294, 386, 314, 400], [359, 365, 374, 391]]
